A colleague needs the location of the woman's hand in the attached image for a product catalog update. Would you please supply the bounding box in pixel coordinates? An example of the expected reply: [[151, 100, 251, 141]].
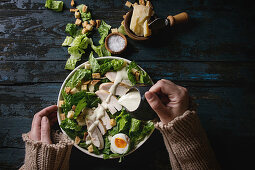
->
[[145, 79, 189, 124], [29, 105, 58, 144]]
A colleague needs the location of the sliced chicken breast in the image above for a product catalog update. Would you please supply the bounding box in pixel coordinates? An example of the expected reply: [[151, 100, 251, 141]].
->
[[97, 120, 107, 135], [101, 111, 113, 130], [105, 72, 133, 86], [86, 119, 104, 149], [95, 90, 122, 114], [99, 82, 131, 96]]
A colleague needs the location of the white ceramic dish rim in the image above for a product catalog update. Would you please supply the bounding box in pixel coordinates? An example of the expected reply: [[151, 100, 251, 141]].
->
[[57, 56, 155, 159]]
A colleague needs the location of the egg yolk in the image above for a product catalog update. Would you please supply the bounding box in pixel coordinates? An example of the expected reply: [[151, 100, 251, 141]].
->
[[115, 138, 127, 148]]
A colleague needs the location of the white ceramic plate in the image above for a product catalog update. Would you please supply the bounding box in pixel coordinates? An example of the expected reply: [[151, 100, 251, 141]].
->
[[57, 56, 154, 159]]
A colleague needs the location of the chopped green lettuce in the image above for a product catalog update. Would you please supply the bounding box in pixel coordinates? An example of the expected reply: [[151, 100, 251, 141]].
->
[[65, 23, 77, 37], [65, 68, 92, 89], [91, 43, 111, 57], [98, 20, 111, 44], [74, 97, 87, 118], [99, 59, 124, 74], [65, 58, 77, 70], [89, 52, 100, 73], [45, 0, 63, 12], [61, 91, 100, 115], [127, 61, 152, 85], [129, 118, 141, 138], [62, 36, 74, 46], [60, 118, 82, 139], [118, 25, 127, 35], [65, 35, 92, 70], [76, 4, 92, 21]]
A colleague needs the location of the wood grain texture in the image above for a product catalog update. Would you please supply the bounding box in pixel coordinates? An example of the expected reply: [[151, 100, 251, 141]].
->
[[1, 0, 255, 169], [1, 61, 255, 84]]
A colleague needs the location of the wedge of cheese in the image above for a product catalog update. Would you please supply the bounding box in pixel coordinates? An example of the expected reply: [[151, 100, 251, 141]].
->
[[143, 20, 151, 37], [130, 4, 152, 36]]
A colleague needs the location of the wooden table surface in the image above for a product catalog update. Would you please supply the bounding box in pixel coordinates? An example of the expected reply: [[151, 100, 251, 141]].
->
[[1, 0, 255, 169]]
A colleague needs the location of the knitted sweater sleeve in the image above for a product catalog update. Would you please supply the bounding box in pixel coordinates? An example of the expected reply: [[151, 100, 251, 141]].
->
[[155, 110, 220, 170], [19, 131, 73, 170]]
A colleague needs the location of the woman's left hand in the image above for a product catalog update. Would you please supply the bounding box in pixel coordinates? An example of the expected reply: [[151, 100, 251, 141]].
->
[[29, 105, 58, 144]]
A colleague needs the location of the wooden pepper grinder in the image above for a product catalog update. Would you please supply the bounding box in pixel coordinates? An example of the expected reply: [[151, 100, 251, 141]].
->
[[167, 12, 189, 27]]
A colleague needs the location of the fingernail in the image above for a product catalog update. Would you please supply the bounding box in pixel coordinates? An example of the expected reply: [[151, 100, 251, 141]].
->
[[42, 116, 48, 123], [145, 91, 154, 101]]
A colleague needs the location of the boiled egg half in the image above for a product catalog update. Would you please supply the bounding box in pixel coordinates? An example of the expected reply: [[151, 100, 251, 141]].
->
[[110, 133, 130, 154]]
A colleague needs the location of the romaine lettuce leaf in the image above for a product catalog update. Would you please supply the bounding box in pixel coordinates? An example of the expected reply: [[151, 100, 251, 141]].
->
[[65, 69, 92, 89], [127, 61, 152, 85], [116, 110, 131, 134], [45, 0, 63, 12], [129, 118, 141, 138], [65, 23, 77, 37], [91, 43, 111, 57], [89, 52, 100, 72], [74, 97, 87, 118], [76, 4, 92, 21], [98, 20, 111, 45], [65, 58, 77, 70], [60, 118, 82, 139], [62, 36, 73, 46]]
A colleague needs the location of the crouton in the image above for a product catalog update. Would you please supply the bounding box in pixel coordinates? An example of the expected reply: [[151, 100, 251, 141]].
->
[[65, 87, 71, 94], [90, 80, 100, 86], [139, 0, 145, 5], [75, 136, 81, 145], [70, 87, 79, 94], [146, 1, 153, 9], [82, 5, 88, 13], [135, 71, 140, 82], [60, 113, 66, 121], [96, 20, 101, 28], [90, 20, 96, 27], [75, 19, 82, 26], [92, 73, 101, 79], [83, 80, 91, 85], [84, 63, 91, 69], [88, 144, 94, 153], [110, 119, 116, 126], [81, 84, 87, 91], [75, 11, 80, 19], [89, 80, 100, 92], [86, 24, 93, 31], [82, 28, 88, 34], [70, 8, 78, 12], [83, 132, 88, 141], [82, 21, 88, 28], [125, 1, 132, 8], [58, 100, 64, 107], [111, 28, 118, 33], [67, 110, 75, 119], [72, 105, 76, 111], [71, 0, 75, 7]]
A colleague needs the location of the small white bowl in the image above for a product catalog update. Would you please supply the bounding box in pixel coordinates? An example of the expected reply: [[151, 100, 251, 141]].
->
[[57, 56, 155, 159]]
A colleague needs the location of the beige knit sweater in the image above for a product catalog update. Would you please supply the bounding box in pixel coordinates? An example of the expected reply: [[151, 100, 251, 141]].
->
[[19, 131, 73, 170], [20, 111, 219, 170]]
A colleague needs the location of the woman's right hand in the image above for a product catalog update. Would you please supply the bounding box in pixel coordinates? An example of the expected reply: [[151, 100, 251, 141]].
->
[[145, 79, 189, 124]]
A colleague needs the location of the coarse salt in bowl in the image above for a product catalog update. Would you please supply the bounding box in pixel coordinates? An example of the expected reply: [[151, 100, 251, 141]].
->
[[105, 33, 127, 55]]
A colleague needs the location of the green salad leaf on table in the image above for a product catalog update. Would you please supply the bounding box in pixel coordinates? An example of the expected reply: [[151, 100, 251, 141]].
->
[[59, 55, 154, 160]]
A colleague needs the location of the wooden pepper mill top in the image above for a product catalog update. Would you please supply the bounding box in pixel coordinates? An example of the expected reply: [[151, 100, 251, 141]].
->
[[167, 12, 189, 27]]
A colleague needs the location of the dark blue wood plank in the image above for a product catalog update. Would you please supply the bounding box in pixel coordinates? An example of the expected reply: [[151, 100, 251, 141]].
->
[[1, 61, 255, 84], [0, 0, 254, 61]]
